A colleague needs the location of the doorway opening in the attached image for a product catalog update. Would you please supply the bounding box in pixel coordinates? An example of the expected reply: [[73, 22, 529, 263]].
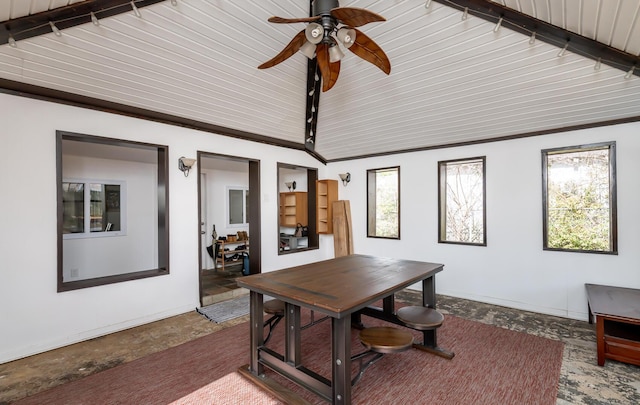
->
[[198, 152, 260, 307]]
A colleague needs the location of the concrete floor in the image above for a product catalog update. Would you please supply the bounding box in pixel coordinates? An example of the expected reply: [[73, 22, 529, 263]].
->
[[1, 290, 639, 404], [200, 264, 248, 306]]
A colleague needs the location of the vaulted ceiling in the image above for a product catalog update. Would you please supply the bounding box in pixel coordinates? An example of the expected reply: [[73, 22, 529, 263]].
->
[[1, 0, 639, 162]]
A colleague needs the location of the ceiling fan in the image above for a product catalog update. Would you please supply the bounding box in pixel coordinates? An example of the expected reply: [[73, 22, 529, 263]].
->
[[258, 0, 391, 92]]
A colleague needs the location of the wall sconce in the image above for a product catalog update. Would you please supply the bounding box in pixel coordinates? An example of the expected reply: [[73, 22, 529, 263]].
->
[[339, 173, 351, 186], [178, 156, 196, 177], [285, 181, 297, 191]]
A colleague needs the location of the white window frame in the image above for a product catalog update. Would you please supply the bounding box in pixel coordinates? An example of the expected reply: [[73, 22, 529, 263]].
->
[[62, 178, 127, 240], [226, 186, 249, 228]]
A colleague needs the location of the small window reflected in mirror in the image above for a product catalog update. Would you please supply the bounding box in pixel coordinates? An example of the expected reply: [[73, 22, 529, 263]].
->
[[228, 187, 249, 226]]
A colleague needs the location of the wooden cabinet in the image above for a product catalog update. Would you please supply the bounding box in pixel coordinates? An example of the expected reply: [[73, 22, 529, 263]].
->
[[316, 179, 338, 234], [279, 192, 308, 227], [586, 284, 640, 367]]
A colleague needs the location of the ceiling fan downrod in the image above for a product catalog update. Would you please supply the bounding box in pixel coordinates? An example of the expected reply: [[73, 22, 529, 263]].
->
[[313, 0, 339, 43]]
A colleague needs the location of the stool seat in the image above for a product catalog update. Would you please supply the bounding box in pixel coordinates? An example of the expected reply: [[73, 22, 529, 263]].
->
[[396, 306, 444, 330], [263, 299, 285, 344], [264, 299, 285, 316], [359, 327, 413, 354]]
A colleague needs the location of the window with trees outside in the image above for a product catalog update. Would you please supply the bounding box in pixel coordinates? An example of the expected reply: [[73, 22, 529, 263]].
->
[[438, 157, 486, 245], [367, 166, 400, 239], [542, 142, 617, 254]]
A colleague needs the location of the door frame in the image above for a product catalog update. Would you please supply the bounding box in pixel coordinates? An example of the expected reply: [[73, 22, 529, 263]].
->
[[197, 151, 261, 307]]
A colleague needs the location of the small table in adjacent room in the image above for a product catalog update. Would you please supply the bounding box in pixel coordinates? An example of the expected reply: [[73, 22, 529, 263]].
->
[[585, 283, 640, 366], [236, 254, 449, 405]]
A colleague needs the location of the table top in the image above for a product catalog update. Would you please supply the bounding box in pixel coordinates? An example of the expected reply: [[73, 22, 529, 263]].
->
[[586, 283, 640, 321], [236, 254, 443, 318]]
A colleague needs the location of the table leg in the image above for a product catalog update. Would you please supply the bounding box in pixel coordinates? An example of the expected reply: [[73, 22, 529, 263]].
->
[[596, 315, 605, 366], [414, 276, 454, 359], [332, 315, 352, 405], [422, 277, 437, 347], [249, 291, 265, 375], [284, 302, 302, 366]]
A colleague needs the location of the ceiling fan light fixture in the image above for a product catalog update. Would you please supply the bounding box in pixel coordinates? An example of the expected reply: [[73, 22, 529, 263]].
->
[[305, 23, 325, 44], [299, 41, 317, 59], [328, 43, 344, 63], [336, 27, 356, 48]]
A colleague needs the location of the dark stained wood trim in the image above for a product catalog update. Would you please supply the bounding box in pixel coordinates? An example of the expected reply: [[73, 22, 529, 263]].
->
[[433, 0, 640, 75], [327, 115, 640, 163], [0, 78, 305, 151], [305, 59, 321, 152], [305, 147, 327, 165], [0, 0, 164, 43], [304, 0, 321, 152], [248, 159, 262, 275], [56, 130, 170, 292]]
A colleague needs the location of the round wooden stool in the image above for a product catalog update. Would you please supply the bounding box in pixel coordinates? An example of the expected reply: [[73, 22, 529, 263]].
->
[[396, 306, 444, 330], [264, 299, 285, 316], [263, 299, 285, 344], [352, 327, 413, 385], [359, 326, 414, 354]]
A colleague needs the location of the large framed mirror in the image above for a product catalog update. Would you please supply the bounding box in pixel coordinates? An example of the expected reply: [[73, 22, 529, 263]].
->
[[57, 131, 169, 292], [277, 163, 318, 254]]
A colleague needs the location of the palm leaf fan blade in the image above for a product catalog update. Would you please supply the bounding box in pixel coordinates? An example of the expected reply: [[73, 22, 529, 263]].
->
[[268, 16, 320, 24], [330, 7, 386, 27], [258, 30, 307, 69], [316, 43, 340, 92], [347, 28, 391, 75]]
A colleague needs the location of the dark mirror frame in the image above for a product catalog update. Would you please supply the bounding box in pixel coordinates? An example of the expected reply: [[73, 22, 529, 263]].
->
[[277, 163, 318, 254], [56, 130, 170, 292]]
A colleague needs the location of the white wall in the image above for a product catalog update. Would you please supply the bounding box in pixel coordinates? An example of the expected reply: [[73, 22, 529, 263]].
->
[[0, 93, 332, 364], [330, 125, 640, 320], [2, 91, 639, 364], [62, 155, 158, 280]]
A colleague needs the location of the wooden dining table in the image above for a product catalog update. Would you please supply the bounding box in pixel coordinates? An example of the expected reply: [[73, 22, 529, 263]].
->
[[236, 254, 447, 405]]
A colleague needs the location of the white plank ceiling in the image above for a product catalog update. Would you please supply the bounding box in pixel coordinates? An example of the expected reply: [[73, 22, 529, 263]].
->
[[0, 0, 639, 161]]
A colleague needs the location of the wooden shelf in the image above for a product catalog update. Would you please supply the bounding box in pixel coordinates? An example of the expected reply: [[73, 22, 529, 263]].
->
[[316, 179, 338, 234], [215, 239, 249, 272], [279, 192, 308, 227]]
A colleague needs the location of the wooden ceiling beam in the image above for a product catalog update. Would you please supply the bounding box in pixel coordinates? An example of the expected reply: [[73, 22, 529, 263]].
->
[[433, 0, 639, 76], [0, 0, 165, 44]]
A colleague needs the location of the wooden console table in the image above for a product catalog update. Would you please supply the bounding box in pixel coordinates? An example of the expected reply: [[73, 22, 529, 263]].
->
[[586, 283, 640, 366]]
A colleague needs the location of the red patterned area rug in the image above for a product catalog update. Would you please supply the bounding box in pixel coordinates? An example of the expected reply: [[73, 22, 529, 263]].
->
[[15, 313, 564, 405]]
